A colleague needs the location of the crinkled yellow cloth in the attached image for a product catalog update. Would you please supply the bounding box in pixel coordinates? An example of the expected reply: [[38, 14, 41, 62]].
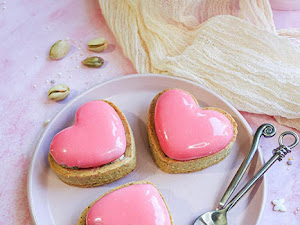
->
[[99, 0, 300, 130]]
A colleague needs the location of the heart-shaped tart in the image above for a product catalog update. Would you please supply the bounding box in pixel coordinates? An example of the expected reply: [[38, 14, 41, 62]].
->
[[78, 181, 173, 225], [48, 100, 136, 187], [147, 89, 237, 173]]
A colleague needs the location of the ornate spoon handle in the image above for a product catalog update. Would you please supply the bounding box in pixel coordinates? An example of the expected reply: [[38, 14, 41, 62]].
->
[[226, 131, 299, 211], [218, 123, 276, 209]]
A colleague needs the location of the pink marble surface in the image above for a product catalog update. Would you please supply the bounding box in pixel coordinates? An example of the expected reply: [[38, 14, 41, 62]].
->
[[0, 1, 299, 225]]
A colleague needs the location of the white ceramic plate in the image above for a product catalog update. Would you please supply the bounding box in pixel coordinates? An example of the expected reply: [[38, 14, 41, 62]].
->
[[28, 74, 266, 225]]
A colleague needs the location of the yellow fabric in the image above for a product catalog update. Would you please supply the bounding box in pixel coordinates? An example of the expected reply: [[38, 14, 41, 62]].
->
[[99, 0, 300, 130]]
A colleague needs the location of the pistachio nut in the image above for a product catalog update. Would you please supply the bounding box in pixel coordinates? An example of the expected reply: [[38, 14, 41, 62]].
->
[[87, 37, 108, 52], [49, 40, 70, 60], [82, 56, 104, 68], [48, 84, 70, 101]]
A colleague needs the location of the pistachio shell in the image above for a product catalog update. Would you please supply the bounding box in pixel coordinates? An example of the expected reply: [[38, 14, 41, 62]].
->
[[82, 56, 104, 68], [87, 37, 108, 52], [48, 84, 70, 101], [49, 40, 70, 60]]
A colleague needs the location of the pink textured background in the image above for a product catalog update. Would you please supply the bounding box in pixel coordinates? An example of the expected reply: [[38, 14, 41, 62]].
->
[[0, 1, 299, 224]]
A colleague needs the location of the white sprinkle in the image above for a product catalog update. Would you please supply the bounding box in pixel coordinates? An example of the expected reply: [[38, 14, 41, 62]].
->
[[33, 84, 37, 88], [272, 198, 287, 212], [69, 75, 72, 78], [45, 80, 49, 83], [76, 66, 79, 69], [44, 119, 50, 126], [2, 1, 6, 4], [35, 55, 39, 59], [66, 37, 70, 40], [50, 79, 56, 84], [295, 211, 298, 214], [58, 72, 62, 76], [2, 6, 6, 9], [78, 47, 81, 50], [46, 25, 50, 30], [297, 207, 300, 211]]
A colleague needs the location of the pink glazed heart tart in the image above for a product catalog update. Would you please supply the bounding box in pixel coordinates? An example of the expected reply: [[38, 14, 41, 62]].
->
[[48, 100, 136, 187], [78, 181, 173, 225], [147, 89, 237, 173]]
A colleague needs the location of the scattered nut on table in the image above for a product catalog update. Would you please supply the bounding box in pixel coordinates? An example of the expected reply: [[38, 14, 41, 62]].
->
[[48, 84, 70, 101], [82, 56, 104, 68], [49, 40, 70, 60], [87, 37, 108, 52]]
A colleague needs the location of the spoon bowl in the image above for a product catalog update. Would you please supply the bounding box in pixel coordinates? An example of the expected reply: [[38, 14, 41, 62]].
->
[[193, 208, 228, 225]]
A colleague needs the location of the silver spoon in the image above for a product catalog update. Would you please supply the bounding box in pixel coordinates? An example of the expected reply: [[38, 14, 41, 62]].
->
[[193, 124, 299, 225]]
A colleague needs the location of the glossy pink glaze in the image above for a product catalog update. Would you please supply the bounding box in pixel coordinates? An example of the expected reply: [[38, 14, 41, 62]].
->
[[154, 89, 234, 161], [50, 100, 126, 168], [86, 183, 172, 225]]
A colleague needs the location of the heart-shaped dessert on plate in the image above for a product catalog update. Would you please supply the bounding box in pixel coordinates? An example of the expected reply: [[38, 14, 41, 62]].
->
[[50, 100, 127, 168], [48, 100, 136, 187], [78, 181, 173, 225], [147, 89, 237, 173]]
